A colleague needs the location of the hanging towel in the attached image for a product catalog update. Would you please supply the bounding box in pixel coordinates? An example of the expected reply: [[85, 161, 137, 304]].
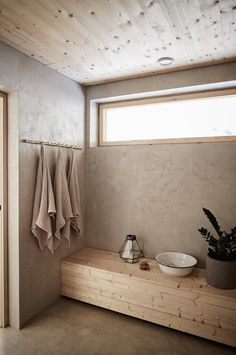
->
[[68, 149, 83, 236], [53, 149, 73, 248], [31, 145, 56, 251]]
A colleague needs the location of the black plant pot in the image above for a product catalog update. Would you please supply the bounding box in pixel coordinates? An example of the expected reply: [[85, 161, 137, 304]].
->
[[206, 255, 236, 290]]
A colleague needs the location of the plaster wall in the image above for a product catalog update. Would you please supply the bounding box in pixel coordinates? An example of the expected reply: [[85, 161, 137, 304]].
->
[[85, 63, 236, 268], [0, 42, 85, 327]]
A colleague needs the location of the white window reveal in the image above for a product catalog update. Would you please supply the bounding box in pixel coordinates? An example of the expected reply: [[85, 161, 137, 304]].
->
[[99, 89, 236, 146]]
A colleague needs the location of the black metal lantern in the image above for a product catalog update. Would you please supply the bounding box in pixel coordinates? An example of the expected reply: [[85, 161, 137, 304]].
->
[[119, 235, 144, 263]]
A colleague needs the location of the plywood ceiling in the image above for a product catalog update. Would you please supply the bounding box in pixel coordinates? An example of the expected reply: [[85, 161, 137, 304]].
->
[[0, 0, 236, 85]]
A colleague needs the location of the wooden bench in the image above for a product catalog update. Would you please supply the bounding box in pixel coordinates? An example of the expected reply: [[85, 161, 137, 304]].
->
[[61, 247, 236, 347]]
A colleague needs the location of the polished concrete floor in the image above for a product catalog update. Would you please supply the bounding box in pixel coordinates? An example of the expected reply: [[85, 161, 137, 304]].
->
[[0, 297, 234, 355]]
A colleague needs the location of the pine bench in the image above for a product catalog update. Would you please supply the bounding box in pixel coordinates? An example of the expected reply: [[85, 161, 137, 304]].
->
[[61, 247, 236, 347]]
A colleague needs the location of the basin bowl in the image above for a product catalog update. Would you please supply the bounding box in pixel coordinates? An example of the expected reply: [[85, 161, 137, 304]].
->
[[155, 252, 197, 277]]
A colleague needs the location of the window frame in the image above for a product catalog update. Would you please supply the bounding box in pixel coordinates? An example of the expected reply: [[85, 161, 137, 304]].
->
[[98, 88, 236, 146], [0, 92, 8, 327]]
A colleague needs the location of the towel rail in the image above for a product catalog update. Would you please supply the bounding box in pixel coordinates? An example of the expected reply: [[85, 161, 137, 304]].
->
[[22, 139, 82, 150]]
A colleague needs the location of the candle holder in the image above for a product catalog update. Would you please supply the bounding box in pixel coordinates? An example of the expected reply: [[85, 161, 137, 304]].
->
[[119, 235, 144, 263]]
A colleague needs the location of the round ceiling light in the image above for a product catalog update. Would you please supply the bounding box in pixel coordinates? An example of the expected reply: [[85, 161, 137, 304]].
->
[[157, 57, 174, 66]]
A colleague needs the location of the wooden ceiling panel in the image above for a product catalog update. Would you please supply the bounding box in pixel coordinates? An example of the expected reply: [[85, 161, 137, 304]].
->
[[0, 0, 236, 85]]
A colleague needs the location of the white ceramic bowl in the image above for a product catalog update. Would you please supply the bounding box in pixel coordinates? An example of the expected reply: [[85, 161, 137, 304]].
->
[[155, 252, 197, 277]]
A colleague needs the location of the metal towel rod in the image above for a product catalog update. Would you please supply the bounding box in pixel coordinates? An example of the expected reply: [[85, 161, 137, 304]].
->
[[22, 139, 82, 150]]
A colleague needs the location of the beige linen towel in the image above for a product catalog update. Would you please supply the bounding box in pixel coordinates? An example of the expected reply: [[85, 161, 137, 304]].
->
[[31, 145, 56, 251], [68, 149, 83, 236], [54, 149, 73, 248]]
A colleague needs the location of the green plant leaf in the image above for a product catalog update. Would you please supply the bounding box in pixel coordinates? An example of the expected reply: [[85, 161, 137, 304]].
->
[[198, 209, 236, 260], [230, 227, 236, 236], [208, 248, 217, 258], [198, 227, 218, 249], [202, 208, 223, 238]]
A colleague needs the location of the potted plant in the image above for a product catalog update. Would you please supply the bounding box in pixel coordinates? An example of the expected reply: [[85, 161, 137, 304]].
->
[[198, 207, 236, 289]]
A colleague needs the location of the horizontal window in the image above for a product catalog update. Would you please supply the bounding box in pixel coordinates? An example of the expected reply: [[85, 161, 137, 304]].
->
[[98, 89, 236, 146]]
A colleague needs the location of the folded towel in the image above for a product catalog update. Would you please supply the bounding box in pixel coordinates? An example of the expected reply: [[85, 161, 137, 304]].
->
[[53, 149, 73, 248], [68, 149, 83, 236], [31, 145, 56, 251]]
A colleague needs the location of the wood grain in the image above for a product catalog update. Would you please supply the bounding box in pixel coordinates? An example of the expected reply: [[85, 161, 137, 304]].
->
[[61, 248, 236, 347], [0, 0, 236, 85], [0, 92, 8, 328]]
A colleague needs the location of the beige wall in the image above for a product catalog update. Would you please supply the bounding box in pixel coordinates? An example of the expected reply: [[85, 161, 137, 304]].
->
[[0, 43, 85, 327], [85, 62, 236, 268]]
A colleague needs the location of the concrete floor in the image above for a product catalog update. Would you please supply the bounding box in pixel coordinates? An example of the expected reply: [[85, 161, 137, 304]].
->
[[0, 297, 234, 355]]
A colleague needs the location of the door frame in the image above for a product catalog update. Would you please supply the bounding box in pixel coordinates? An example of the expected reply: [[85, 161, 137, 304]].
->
[[0, 92, 8, 327]]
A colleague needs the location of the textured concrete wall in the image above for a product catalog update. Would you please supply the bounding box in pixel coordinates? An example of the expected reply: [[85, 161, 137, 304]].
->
[[0, 43, 85, 327], [86, 144, 236, 267], [85, 62, 236, 268]]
